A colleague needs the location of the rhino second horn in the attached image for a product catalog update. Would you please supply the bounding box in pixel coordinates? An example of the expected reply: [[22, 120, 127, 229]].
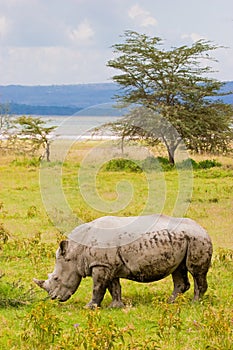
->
[[33, 278, 47, 290]]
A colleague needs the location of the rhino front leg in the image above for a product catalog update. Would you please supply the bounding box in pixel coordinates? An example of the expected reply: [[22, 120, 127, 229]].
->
[[108, 278, 125, 308], [85, 266, 110, 309]]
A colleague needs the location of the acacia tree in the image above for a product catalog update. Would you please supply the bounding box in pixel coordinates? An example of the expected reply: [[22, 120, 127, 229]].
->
[[16, 116, 56, 161], [0, 104, 16, 152], [107, 31, 233, 164]]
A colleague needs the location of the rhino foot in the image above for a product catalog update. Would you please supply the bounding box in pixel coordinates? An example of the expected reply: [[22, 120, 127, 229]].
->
[[84, 302, 99, 309], [108, 300, 125, 308]]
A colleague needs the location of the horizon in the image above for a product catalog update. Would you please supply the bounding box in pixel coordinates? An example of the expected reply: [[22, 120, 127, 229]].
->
[[1, 79, 233, 88]]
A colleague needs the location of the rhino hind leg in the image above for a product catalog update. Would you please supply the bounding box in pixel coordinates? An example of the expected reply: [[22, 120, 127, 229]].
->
[[107, 278, 125, 308], [192, 273, 208, 301], [169, 259, 190, 302], [186, 238, 212, 301]]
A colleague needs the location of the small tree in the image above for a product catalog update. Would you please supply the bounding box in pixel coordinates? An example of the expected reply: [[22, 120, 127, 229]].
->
[[107, 31, 233, 164], [0, 104, 16, 152], [16, 116, 56, 161]]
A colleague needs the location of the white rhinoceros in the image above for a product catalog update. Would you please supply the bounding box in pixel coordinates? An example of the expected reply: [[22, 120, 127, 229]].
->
[[34, 214, 212, 308]]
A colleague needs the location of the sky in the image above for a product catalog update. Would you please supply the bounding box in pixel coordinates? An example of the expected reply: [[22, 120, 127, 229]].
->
[[0, 0, 232, 85]]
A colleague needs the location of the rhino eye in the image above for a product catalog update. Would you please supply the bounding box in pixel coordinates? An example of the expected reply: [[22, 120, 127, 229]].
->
[[54, 276, 59, 281]]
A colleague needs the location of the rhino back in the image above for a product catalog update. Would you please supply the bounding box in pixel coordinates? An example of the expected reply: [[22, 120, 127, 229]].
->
[[68, 214, 206, 249]]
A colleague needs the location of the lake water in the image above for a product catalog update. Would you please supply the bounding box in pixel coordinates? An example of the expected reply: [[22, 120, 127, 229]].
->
[[42, 115, 120, 139], [39, 102, 130, 139]]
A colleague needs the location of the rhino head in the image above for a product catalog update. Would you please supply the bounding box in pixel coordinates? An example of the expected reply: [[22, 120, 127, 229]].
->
[[34, 240, 82, 302]]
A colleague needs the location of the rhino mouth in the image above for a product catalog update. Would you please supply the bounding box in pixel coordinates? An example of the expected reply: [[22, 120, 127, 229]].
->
[[52, 295, 71, 302], [57, 296, 71, 302], [49, 290, 73, 302]]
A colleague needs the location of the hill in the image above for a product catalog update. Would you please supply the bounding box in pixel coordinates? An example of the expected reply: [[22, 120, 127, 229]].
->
[[0, 82, 232, 116], [0, 83, 119, 115]]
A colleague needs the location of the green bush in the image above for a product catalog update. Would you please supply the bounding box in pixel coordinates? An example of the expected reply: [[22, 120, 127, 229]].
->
[[103, 156, 174, 172], [59, 309, 130, 350], [178, 158, 222, 170], [21, 301, 62, 348], [21, 304, 130, 350], [141, 156, 173, 171], [11, 157, 40, 167], [177, 158, 199, 170], [0, 279, 35, 307], [103, 158, 142, 172], [198, 159, 221, 169], [102, 157, 222, 173], [156, 156, 174, 171], [140, 156, 159, 170]]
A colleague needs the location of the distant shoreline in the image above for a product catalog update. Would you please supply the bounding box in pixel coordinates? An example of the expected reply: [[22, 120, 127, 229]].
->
[[1, 81, 232, 117], [57, 135, 119, 140]]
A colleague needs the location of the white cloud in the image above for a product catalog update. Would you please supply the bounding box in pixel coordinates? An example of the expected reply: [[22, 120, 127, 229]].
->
[[0, 45, 110, 85], [0, 15, 10, 39], [129, 4, 145, 19], [181, 32, 206, 42], [69, 19, 95, 43], [128, 4, 157, 27], [0, 0, 232, 84]]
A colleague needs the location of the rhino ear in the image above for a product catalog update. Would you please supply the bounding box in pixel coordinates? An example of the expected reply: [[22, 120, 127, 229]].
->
[[60, 240, 69, 256]]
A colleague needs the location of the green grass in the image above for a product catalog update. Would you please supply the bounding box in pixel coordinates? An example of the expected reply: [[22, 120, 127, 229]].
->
[[0, 144, 233, 349]]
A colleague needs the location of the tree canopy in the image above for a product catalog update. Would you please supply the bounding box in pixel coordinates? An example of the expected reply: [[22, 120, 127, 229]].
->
[[107, 31, 233, 164], [16, 116, 56, 161]]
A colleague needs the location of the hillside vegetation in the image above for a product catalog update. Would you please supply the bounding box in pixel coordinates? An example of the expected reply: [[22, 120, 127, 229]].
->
[[0, 142, 233, 349], [0, 83, 119, 115], [0, 81, 232, 115]]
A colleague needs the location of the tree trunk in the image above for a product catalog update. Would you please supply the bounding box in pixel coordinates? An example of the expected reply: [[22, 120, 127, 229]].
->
[[161, 133, 176, 165], [168, 147, 175, 165], [45, 142, 50, 162], [166, 145, 177, 165], [120, 136, 124, 154]]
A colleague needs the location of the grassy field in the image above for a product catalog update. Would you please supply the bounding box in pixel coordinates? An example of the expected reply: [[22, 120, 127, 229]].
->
[[0, 141, 233, 349]]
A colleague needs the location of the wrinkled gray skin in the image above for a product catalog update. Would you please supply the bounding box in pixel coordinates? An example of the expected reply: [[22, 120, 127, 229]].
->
[[34, 214, 213, 308]]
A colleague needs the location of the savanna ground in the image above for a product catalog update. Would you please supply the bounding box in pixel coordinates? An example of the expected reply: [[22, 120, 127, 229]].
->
[[0, 140, 233, 349]]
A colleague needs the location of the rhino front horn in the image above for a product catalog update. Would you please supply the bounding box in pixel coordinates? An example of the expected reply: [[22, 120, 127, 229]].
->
[[33, 278, 46, 289]]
